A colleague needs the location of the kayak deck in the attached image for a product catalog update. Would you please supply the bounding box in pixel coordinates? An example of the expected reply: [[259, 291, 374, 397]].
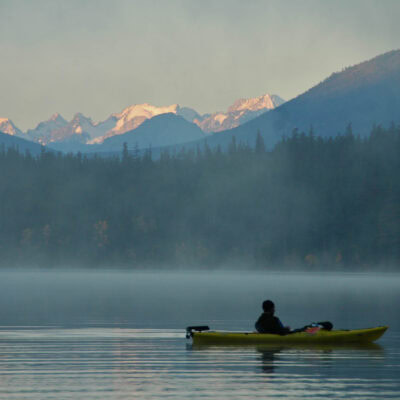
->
[[191, 326, 388, 345]]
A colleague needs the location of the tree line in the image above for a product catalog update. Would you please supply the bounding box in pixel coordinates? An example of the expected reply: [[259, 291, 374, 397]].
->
[[0, 123, 399, 270]]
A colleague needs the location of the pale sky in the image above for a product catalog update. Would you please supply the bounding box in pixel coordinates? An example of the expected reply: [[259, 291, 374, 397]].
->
[[1, 0, 399, 130]]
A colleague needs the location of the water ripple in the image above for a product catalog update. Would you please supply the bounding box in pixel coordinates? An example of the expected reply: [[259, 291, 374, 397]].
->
[[0, 327, 399, 399]]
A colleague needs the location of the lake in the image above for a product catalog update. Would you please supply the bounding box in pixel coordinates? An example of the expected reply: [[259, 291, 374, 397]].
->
[[0, 270, 399, 399]]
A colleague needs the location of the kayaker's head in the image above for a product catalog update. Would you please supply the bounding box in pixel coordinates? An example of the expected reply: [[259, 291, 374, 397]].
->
[[262, 300, 275, 315]]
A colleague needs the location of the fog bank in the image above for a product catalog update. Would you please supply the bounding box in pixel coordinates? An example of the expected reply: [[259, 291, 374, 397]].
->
[[0, 270, 398, 331]]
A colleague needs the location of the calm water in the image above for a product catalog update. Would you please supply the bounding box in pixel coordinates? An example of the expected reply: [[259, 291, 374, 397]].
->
[[0, 270, 399, 399]]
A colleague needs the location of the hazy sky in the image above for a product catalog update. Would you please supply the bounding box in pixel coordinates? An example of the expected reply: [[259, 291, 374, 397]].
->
[[1, 0, 399, 130]]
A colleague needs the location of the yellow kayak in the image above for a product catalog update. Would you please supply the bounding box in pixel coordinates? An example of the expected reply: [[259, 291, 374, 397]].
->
[[189, 326, 388, 345]]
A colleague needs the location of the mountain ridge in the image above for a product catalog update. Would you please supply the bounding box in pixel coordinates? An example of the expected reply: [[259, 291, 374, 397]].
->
[[79, 113, 207, 153], [0, 118, 24, 137], [0, 93, 284, 149], [197, 49, 400, 150], [194, 94, 284, 133], [0, 130, 47, 155]]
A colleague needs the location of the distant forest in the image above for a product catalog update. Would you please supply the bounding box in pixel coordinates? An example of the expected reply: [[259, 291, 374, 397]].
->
[[1, 123, 399, 270]]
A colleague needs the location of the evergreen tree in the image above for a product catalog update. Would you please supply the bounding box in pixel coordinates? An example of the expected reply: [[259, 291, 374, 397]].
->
[[255, 130, 266, 154], [122, 142, 129, 163]]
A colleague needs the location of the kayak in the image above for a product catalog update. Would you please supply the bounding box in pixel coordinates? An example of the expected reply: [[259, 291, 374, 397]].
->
[[187, 326, 388, 345]]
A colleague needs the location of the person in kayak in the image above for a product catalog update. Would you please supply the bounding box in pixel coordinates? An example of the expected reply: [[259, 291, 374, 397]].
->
[[255, 300, 291, 335]]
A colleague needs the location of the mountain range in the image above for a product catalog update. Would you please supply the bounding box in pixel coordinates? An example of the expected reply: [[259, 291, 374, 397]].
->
[[2, 49, 400, 155], [0, 94, 284, 152]]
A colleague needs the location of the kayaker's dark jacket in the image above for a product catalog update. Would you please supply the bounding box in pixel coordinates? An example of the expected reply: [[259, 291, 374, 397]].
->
[[255, 312, 290, 335]]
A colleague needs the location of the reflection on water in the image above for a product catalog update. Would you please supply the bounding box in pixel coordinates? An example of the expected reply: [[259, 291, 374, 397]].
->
[[257, 347, 280, 374], [0, 327, 398, 399], [190, 342, 386, 376]]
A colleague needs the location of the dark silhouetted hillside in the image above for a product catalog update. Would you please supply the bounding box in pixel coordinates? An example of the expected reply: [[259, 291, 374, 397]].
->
[[0, 131, 47, 155], [83, 113, 206, 153], [204, 50, 400, 149]]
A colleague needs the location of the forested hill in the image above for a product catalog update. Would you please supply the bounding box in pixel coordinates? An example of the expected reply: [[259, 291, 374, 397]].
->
[[0, 131, 47, 155], [202, 50, 400, 150], [1, 124, 399, 270]]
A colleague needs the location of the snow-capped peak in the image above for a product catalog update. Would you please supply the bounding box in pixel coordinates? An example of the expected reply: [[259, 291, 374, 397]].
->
[[113, 103, 179, 120], [0, 118, 24, 137], [27, 113, 69, 143], [87, 103, 183, 144], [71, 113, 93, 125], [48, 113, 67, 123], [228, 94, 285, 113], [0, 117, 12, 126], [110, 103, 180, 135], [194, 93, 285, 133]]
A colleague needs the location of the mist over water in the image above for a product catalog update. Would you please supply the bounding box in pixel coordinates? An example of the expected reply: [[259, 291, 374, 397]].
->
[[1, 269, 398, 330]]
